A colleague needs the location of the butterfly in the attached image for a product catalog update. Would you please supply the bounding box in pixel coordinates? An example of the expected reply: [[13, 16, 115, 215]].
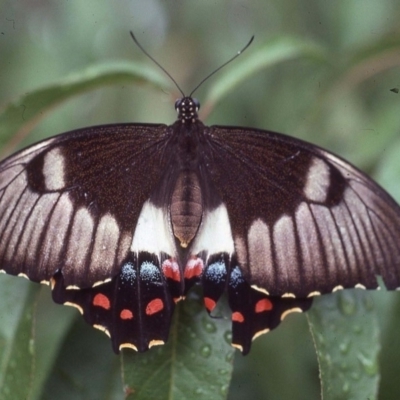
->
[[1, 34, 400, 355]]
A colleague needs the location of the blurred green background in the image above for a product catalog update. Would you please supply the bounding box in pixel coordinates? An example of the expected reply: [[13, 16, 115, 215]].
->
[[0, 1, 400, 399]]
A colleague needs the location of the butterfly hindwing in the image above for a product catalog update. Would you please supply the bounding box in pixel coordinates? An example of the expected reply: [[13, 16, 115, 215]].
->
[[52, 251, 176, 353]]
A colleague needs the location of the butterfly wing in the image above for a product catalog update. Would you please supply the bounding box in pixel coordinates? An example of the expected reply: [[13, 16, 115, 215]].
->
[[206, 125, 400, 296], [0, 123, 178, 286], [0, 123, 186, 352], [199, 125, 400, 352]]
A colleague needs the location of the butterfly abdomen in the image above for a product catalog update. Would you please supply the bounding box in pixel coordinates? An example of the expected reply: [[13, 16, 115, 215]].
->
[[170, 170, 203, 248]]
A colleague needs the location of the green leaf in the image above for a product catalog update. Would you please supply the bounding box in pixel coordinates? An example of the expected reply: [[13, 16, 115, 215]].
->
[[0, 276, 37, 400], [202, 36, 329, 115], [375, 137, 400, 203], [29, 288, 80, 400], [0, 61, 170, 153], [122, 291, 234, 400], [39, 316, 122, 400], [0, 277, 79, 400], [307, 291, 380, 400]]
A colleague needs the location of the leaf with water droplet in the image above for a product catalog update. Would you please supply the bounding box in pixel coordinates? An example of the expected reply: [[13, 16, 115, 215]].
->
[[121, 288, 234, 400], [307, 290, 380, 399]]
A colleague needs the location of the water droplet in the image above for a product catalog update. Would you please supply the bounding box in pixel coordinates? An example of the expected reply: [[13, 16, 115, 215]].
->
[[339, 340, 350, 355], [362, 295, 374, 311], [224, 330, 232, 344], [338, 292, 356, 315], [358, 353, 378, 376], [340, 361, 348, 371], [220, 384, 229, 396], [194, 387, 204, 395], [200, 344, 211, 358], [225, 351, 234, 362], [351, 371, 360, 381], [202, 317, 217, 333], [342, 381, 350, 393], [352, 324, 362, 334]]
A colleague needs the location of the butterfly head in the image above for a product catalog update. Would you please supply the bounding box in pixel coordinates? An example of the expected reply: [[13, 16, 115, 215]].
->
[[175, 97, 200, 123]]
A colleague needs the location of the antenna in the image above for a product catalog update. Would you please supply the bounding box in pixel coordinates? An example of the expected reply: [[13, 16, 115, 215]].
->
[[130, 31, 185, 97], [189, 35, 254, 97], [130, 31, 254, 98]]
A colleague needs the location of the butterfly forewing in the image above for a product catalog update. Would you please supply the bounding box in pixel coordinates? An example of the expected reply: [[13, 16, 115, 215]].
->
[[0, 123, 179, 288]]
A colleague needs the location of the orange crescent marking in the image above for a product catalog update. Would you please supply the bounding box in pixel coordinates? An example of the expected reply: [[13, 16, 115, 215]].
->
[[93, 293, 111, 310], [120, 309, 134, 320], [204, 297, 216, 312], [255, 298, 273, 313], [232, 311, 244, 323], [146, 298, 164, 315]]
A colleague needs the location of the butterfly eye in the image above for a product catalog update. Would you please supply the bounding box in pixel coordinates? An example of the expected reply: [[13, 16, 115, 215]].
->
[[192, 98, 200, 111], [175, 99, 182, 111]]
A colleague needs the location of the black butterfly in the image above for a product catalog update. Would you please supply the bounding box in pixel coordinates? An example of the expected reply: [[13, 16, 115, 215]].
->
[[1, 36, 400, 355]]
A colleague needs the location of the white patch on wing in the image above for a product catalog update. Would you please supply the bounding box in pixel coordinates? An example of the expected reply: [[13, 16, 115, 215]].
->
[[17, 193, 60, 265], [90, 213, 120, 274], [4, 189, 40, 263], [0, 138, 56, 174], [43, 147, 66, 190], [39, 194, 74, 274], [248, 219, 273, 289], [273, 215, 299, 292], [130, 200, 177, 257], [295, 202, 324, 289], [65, 207, 95, 275], [190, 203, 234, 259], [0, 164, 25, 189], [0, 172, 28, 242], [303, 157, 330, 203]]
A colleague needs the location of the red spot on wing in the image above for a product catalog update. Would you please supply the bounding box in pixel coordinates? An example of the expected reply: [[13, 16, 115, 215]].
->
[[120, 309, 134, 320], [232, 312, 244, 323], [146, 298, 164, 315], [204, 297, 216, 312], [162, 259, 181, 282], [184, 257, 204, 279], [255, 298, 273, 313], [93, 293, 111, 310]]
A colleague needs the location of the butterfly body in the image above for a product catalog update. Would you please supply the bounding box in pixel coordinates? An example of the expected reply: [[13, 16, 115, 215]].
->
[[1, 96, 400, 354]]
